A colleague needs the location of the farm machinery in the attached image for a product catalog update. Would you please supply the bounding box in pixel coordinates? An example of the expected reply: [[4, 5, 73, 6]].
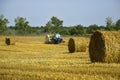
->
[[45, 34, 64, 44]]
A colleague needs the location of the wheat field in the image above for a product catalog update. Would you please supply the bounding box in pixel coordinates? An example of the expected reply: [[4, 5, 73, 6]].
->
[[0, 36, 120, 80]]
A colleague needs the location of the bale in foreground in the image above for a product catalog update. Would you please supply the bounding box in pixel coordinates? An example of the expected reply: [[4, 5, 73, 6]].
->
[[89, 30, 120, 63], [68, 37, 89, 53]]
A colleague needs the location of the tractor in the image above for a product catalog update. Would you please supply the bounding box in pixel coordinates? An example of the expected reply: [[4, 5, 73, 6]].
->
[[45, 34, 64, 44]]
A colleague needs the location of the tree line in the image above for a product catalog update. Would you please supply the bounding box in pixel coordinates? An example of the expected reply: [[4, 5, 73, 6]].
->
[[0, 14, 120, 36]]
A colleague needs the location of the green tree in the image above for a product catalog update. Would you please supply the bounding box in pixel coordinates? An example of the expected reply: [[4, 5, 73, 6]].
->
[[115, 19, 120, 30], [69, 26, 78, 35], [75, 25, 84, 34], [44, 21, 52, 33], [106, 17, 115, 31], [59, 27, 70, 35], [44, 16, 63, 34], [51, 16, 63, 27], [86, 24, 99, 34], [0, 15, 9, 34], [14, 17, 31, 34], [69, 25, 84, 35]]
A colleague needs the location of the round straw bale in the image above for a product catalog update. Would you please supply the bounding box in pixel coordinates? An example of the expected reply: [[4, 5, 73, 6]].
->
[[5, 37, 15, 45], [5, 38, 10, 45], [89, 30, 120, 63], [68, 37, 89, 53]]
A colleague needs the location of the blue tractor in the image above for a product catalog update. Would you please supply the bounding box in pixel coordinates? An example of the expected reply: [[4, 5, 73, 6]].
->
[[45, 34, 63, 44], [51, 34, 63, 44]]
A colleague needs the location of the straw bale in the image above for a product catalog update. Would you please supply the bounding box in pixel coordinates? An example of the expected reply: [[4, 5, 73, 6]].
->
[[89, 30, 120, 63], [5, 37, 15, 45], [5, 38, 10, 45], [68, 37, 89, 53]]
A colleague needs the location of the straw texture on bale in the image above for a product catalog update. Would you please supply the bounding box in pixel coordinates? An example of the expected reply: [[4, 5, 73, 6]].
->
[[68, 37, 89, 53], [5, 37, 15, 45], [89, 30, 120, 63]]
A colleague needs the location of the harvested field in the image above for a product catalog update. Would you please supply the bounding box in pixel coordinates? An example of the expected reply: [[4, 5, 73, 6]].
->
[[0, 36, 120, 80]]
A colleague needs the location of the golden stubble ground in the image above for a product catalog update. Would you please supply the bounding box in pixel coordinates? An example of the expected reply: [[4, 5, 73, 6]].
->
[[0, 36, 120, 80]]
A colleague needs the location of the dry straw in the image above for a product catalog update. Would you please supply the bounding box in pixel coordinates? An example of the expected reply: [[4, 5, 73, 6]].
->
[[68, 37, 89, 53], [89, 30, 120, 63]]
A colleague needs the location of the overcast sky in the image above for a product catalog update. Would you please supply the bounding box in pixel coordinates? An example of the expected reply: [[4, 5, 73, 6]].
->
[[0, 0, 120, 27]]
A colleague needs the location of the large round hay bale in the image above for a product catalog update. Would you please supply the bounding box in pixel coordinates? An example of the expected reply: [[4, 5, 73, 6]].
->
[[68, 37, 89, 53], [89, 30, 120, 63]]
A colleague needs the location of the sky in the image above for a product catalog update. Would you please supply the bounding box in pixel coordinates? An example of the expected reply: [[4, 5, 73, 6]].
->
[[0, 0, 120, 27]]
